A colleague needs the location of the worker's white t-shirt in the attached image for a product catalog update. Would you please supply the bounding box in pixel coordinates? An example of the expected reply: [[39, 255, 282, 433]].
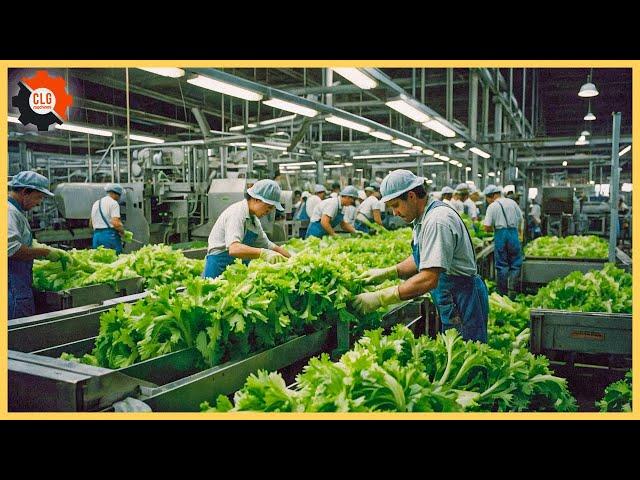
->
[[91, 196, 121, 229], [356, 195, 382, 222], [449, 198, 464, 214], [343, 205, 356, 225], [305, 194, 322, 219], [462, 198, 478, 219], [8, 200, 32, 256], [207, 199, 274, 254], [310, 197, 343, 223]]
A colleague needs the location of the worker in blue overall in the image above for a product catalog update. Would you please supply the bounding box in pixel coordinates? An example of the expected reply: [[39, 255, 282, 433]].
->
[[8, 171, 69, 319], [90, 183, 126, 254], [353, 169, 488, 342], [483, 184, 523, 296], [354, 184, 385, 234], [305, 185, 360, 238], [203, 179, 291, 279]]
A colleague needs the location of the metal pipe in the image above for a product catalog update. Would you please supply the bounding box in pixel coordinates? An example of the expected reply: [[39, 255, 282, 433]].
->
[[325, 69, 333, 107], [469, 70, 479, 184], [482, 82, 490, 189], [247, 138, 254, 179], [446, 68, 453, 122], [522, 68, 526, 136], [494, 99, 502, 180], [421, 68, 426, 104], [608, 112, 621, 261], [125, 68, 132, 182], [219, 146, 227, 178]]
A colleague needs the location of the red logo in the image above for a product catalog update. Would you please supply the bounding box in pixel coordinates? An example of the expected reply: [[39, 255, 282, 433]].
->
[[12, 70, 73, 131]]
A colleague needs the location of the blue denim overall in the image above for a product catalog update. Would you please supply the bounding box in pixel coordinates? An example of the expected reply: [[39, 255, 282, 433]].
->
[[493, 201, 523, 295], [8, 197, 36, 319], [305, 199, 343, 239], [413, 200, 489, 342]]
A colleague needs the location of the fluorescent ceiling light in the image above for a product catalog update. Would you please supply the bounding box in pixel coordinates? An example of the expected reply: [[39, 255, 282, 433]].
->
[[344, 162, 353, 166], [431, 173, 437, 178], [469, 147, 491, 159], [423, 161, 444, 166], [589, 180, 595, 185], [138, 67, 185, 78], [355, 168, 363, 172], [55, 123, 113, 137], [353, 153, 410, 160], [8, 114, 20, 124], [369, 131, 394, 141], [128, 134, 165, 144], [403, 149, 419, 154], [302, 169, 317, 173], [253, 160, 267, 164], [332, 68, 377, 90], [260, 114, 296, 126], [385, 99, 430, 123], [279, 161, 316, 167], [229, 125, 245, 131], [562, 160, 568, 166], [487, 172, 496, 177], [466, 167, 472, 171], [581, 130, 591, 137], [392, 138, 413, 148], [584, 111, 596, 121], [426, 179, 433, 184], [619, 145, 631, 156], [253, 142, 288, 151], [477, 174, 483, 178], [412, 145, 423, 152], [622, 183, 632, 192], [282, 165, 300, 170], [423, 119, 456, 137], [440, 155, 450, 161], [422, 149, 434, 156], [187, 75, 263, 101], [324, 164, 345, 169], [263, 98, 318, 117], [433, 153, 440, 159], [454, 142, 466, 149], [326, 115, 372, 133]]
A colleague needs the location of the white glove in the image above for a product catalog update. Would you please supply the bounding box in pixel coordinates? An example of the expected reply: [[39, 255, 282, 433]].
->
[[260, 249, 287, 264], [357, 266, 398, 284], [352, 286, 401, 314]]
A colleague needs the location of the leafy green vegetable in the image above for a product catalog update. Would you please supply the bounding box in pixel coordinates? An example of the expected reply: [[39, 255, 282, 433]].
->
[[204, 325, 576, 413], [524, 235, 608, 259], [597, 370, 632, 412]]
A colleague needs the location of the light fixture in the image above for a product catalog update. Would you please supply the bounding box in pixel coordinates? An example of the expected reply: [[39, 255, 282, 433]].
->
[[622, 183, 632, 192], [487, 172, 496, 177], [55, 123, 113, 137], [278, 161, 316, 167], [581, 130, 591, 137], [332, 68, 377, 89], [252, 142, 288, 151], [589, 180, 595, 185], [385, 98, 430, 123], [259, 114, 296, 127], [324, 164, 345, 169], [426, 179, 433, 184], [422, 149, 435, 156], [8, 114, 20, 124], [355, 168, 363, 172], [562, 160, 568, 166], [578, 69, 599, 98], [128, 134, 165, 144], [138, 67, 185, 78], [326, 115, 372, 133], [469, 147, 491, 158], [477, 174, 483, 178], [392, 138, 413, 148], [344, 162, 353, 166], [187, 75, 263, 101], [353, 153, 410, 159], [424, 162, 444, 166], [619, 145, 631, 156], [575, 137, 589, 146], [433, 153, 441, 159], [282, 165, 301, 170], [369, 131, 394, 141], [411, 145, 423, 152], [263, 98, 318, 117], [454, 142, 466, 149], [584, 100, 596, 121], [229, 123, 258, 131], [466, 167, 472, 172], [431, 173, 437, 178], [423, 119, 456, 137], [403, 149, 419, 154]]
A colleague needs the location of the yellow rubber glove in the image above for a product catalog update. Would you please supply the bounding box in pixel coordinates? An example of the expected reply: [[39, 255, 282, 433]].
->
[[352, 285, 401, 314], [260, 248, 287, 264], [357, 266, 398, 284]]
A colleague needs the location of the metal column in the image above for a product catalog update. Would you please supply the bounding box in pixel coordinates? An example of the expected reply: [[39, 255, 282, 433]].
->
[[494, 99, 503, 182], [522, 68, 527, 136], [246, 139, 253, 179], [608, 112, 621, 262], [417, 156, 424, 178], [469, 70, 479, 185], [219, 146, 227, 179], [446, 68, 454, 122], [482, 81, 490, 189]]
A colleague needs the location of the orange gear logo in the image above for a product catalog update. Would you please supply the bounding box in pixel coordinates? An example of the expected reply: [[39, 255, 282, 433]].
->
[[12, 70, 73, 131]]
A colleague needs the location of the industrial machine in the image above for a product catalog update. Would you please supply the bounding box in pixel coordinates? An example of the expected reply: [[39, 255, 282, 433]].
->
[[541, 187, 576, 237]]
